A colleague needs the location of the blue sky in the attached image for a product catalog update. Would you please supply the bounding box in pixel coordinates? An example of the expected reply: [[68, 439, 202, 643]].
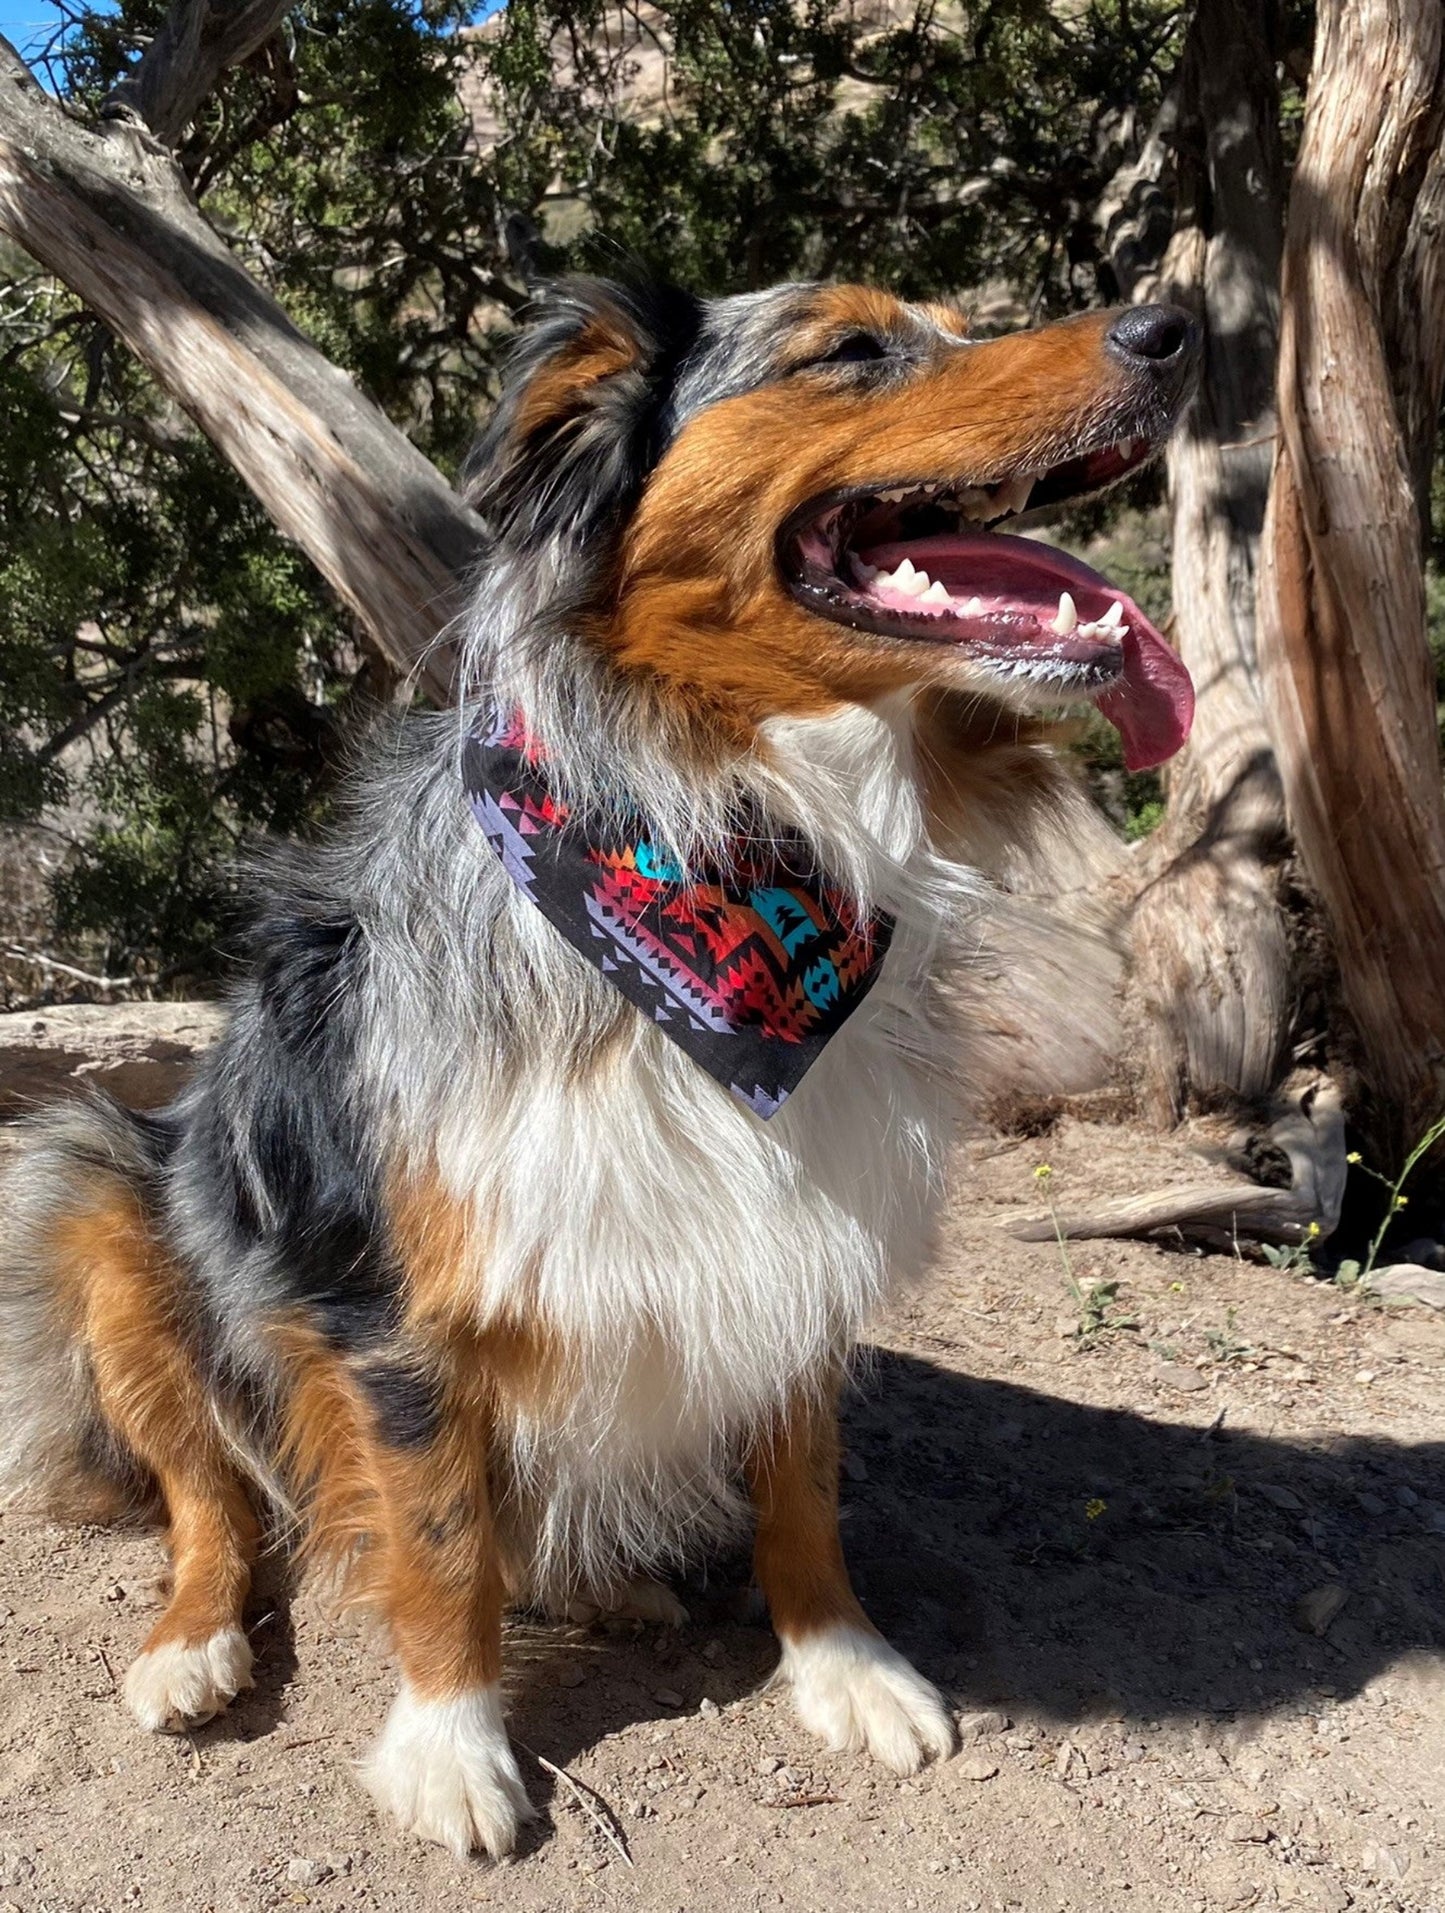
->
[[0, 0, 111, 71], [1, 0, 503, 72]]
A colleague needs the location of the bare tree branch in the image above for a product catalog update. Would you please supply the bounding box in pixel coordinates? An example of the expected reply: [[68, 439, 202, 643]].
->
[[102, 0, 293, 146], [0, 35, 482, 703]]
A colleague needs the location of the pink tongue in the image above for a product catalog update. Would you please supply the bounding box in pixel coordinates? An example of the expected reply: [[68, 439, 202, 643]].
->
[[859, 531, 1194, 771], [1096, 618, 1195, 771]]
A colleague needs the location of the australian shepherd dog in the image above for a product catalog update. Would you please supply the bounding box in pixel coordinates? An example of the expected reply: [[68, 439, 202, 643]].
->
[[0, 278, 1196, 1858]]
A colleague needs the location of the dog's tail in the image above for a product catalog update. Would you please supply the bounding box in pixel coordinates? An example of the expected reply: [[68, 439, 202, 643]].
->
[[0, 1091, 175, 1517]]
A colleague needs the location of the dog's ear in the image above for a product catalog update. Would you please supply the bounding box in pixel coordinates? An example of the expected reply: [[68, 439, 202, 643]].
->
[[464, 276, 702, 559]]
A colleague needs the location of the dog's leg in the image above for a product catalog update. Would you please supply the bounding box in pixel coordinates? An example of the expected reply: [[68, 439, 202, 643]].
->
[[60, 1188, 259, 1732], [746, 1386, 954, 1775], [345, 1352, 533, 1859]]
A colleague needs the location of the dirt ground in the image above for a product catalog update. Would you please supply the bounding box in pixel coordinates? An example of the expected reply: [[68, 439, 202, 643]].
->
[[1, 1109, 1442, 1913]]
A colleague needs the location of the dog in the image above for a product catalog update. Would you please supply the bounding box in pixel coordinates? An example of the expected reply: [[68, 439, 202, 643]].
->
[[0, 277, 1196, 1858]]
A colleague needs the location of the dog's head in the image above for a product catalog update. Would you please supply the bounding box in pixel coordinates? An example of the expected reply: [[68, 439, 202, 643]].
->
[[465, 276, 1198, 769]]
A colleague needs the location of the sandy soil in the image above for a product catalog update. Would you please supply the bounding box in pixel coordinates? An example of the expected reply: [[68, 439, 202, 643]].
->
[[2, 1113, 1442, 1913]]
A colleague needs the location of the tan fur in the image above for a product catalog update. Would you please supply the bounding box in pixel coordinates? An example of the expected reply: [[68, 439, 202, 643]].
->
[[53, 1192, 258, 1653], [912, 688, 1074, 860], [270, 1311, 506, 1696], [745, 1381, 867, 1643]]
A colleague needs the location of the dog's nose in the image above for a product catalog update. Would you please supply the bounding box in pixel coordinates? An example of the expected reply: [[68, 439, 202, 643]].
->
[[1106, 304, 1198, 370]]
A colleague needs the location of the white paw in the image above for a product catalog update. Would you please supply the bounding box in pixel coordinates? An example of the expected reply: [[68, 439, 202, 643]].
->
[[360, 1682, 534, 1859], [781, 1625, 955, 1776], [123, 1625, 254, 1733]]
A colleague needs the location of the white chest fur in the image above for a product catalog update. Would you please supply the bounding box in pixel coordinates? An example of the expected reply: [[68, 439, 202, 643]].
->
[[426, 698, 977, 1591]]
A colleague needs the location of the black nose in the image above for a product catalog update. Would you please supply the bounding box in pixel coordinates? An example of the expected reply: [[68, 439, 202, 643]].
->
[[1106, 304, 1197, 369]]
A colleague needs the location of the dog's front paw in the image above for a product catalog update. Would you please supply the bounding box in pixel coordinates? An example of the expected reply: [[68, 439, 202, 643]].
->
[[360, 1683, 535, 1858], [780, 1625, 955, 1776], [123, 1624, 254, 1733]]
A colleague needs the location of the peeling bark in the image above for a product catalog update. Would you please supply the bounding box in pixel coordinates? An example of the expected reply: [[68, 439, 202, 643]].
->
[[1257, 0, 1445, 1161], [1127, 0, 1293, 1126]]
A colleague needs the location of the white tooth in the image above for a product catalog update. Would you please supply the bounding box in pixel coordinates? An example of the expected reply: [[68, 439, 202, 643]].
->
[[1055, 590, 1078, 635], [994, 474, 1034, 516], [1077, 619, 1101, 639], [897, 567, 929, 597], [1099, 599, 1125, 628], [872, 566, 897, 586], [921, 580, 951, 605], [965, 596, 983, 615]]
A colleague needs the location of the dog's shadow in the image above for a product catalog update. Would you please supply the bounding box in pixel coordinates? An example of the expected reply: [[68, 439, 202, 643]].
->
[[504, 1348, 1444, 1786], [212, 1347, 1443, 1840]]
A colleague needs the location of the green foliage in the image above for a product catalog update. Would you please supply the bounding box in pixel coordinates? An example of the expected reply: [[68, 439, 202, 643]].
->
[[0, 0, 1215, 991]]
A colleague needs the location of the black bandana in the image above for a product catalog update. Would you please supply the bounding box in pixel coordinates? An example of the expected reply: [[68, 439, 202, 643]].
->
[[463, 708, 895, 1118]]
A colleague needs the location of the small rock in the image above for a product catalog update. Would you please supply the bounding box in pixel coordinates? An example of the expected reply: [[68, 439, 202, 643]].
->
[[1294, 1585, 1349, 1636], [956, 1757, 999, 1782], [652, 1687, 684, 1708], [554, 1662, 586, 1688], [1363, 1264, 1445, 1309], [1359, 1843, 1409, 1880], [102, 1582, 127, 1603], [756, 1756, 782, 1775], [840, 1449, 869, 1482], [1355, 1491, 1387, 1516], [285, 1859, 332, 1888], [955, 1709, 1010, 1743], [1152, 1359, 1208, 1393], [1395, 1484, 1419, 1508], [1224, 1815, 1269, 1844], [698, 1697, 719, 1718], [1255, 1484, 1305, 1513], [701, 1639, 724, 1666], [1054, 1740, 1087, 1781]]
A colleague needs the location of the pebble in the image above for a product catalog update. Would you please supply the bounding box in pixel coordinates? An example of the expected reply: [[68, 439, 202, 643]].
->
[[1224, 1815, 1269, 1843], [955, 1709, 1010, 1743], [1294, 1586, 1348, 1636], [841, 1450, 869, 1482], [1255, 1484, 1305, 1512], [102, 1582, 127, 1603], [554, 1662, 586, 1688], [1152, 1360, 1207, 1392], [285, 1859, 332, 1888], [756, 1756, 782, 1775], [1360, 1843, 1410, 1880], [956, 1757, 999, 1782], [652, 1687, 684, 1708], [1395, 1484, 1419, 1507], [698, 1697, 719, 1718], [701, 1639, 725, 1665], [1355, 1491, 1387, 1516]]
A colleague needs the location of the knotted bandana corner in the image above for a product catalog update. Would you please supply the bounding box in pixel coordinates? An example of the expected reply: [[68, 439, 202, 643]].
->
[[463, 706, 895, 1118]]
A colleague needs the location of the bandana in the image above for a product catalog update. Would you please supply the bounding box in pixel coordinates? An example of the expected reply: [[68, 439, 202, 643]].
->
[[463, 707, 895, 1118]]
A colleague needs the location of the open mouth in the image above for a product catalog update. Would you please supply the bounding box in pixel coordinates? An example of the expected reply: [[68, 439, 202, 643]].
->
[[779, 431, 1194, 770]]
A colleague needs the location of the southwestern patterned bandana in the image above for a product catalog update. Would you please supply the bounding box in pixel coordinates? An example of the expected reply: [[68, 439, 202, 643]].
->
[[463, 707, 895, 1119]]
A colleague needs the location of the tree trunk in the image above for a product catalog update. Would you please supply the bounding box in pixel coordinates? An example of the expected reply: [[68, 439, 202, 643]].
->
[[0, 36, 482, 702], [1127, 0, 1293, 1127], [1257, 0, 1445, 1164]]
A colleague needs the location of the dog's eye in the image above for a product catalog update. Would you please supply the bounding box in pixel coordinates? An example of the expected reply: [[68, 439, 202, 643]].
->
[[810, 333, 890, 369]]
